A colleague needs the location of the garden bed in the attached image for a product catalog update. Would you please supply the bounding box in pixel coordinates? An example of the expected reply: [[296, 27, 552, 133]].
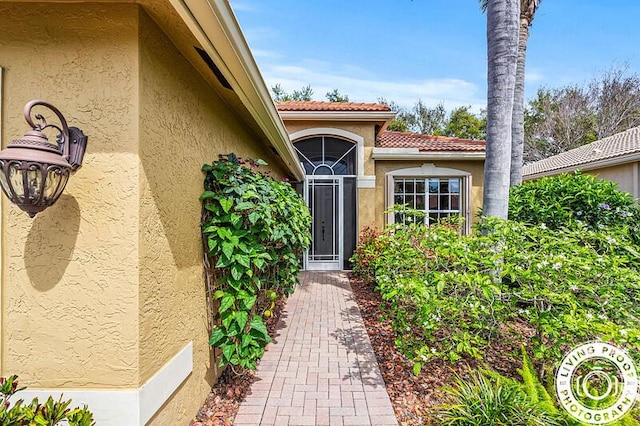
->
[[349, 274, 533, 425]]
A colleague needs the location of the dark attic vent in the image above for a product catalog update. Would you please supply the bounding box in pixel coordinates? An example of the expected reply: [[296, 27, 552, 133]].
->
[[195, 47, 233, 91]]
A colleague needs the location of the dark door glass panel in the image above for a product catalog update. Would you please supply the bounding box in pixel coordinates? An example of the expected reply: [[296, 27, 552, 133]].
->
[[311, 180, 336, 260]]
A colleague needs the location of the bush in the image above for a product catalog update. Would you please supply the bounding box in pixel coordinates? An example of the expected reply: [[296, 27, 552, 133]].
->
[[0, 375, 94, 425], [352, 217, 640, 373], [201, 154, 311, 369], [509, 171, 639, 235]]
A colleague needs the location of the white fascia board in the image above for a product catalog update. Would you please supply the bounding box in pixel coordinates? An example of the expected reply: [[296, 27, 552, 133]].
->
[[169, 0, 305, 181], [523, 153, 640, 181], [11, 343, 193, 426], [372, 147, 485, 160], [279, 111, 397, 122]]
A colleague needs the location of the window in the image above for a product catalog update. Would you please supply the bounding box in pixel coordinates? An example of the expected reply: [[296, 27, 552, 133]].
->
[[294, 136, 356, 176], [393, 177, 463, 225], [386, 164, 472, 233]]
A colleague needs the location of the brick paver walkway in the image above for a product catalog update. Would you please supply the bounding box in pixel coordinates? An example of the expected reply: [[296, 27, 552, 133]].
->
[[235, 271, 397, 426]]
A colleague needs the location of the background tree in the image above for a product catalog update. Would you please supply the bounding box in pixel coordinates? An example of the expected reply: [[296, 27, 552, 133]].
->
[[407, 101, 447, 135], [271, 84, 314, 101], [483, 0, 520, 218], [444, 106, 487, 140], [325, 89, 350, 102], [523, 65, 640, 161]]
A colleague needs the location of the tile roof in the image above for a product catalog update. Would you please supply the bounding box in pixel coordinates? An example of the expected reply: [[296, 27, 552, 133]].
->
[[276, 101, 392, 112], [523, 126, 640, 177], [377, 131, 486, 152]]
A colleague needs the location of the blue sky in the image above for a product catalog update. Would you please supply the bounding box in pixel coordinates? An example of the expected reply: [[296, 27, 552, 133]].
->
[[230, 0, 640, 112]]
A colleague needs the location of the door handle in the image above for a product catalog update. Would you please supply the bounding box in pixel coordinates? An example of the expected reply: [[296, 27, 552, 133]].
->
[[321, 222, 325, 241]]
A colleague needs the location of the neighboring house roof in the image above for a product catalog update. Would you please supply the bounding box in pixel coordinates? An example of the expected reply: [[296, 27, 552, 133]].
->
[[523, 126, 640, 179], [377, 131, 486, 151], [276, 101, 391, 112]]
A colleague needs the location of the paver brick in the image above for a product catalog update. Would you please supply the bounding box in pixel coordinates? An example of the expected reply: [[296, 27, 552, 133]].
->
[[236, 272, 398, 425]]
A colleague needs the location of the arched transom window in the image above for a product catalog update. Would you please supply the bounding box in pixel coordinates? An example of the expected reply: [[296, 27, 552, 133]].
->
[[294, 137, 356, 176]]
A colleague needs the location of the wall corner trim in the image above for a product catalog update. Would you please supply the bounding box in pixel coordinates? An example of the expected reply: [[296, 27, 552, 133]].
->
[[11, 342, 193, 426]]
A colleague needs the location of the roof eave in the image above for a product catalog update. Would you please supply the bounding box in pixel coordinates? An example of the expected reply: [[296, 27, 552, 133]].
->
[[372, 147, 485, 160], [523, 151, 640, 180], [171, 0, 305, 181], [279, 110, 397, 122]]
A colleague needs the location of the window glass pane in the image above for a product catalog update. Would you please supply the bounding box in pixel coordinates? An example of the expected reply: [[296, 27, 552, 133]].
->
[[394, 180, 404, 193], [451, 194, 459, 210], [408, 195, 416, 209], [429, 179, 439, 193], [405, 180, 415, 194], [440, 195, 449, 210], [450, 179, 460, 193], [416, 180, 425, 194], [440, 180, 449, 193], [394, 195, 403, 205], [429, 195, 438, 209], [416, 195, 425, 210]]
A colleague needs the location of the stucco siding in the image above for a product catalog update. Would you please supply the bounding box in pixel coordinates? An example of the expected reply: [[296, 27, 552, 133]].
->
[[585, 163, 639, 198], [0, 3, 140, 387], [136, 10, 285, 424]]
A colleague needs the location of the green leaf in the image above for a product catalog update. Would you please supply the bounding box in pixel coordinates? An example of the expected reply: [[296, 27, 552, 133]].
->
[[213, 290, 224, 300], [235, 311, 249, 331], [249, 316, 269, 339], [222, 242, 234, 260], [240, 295, 257, 311], [221, 311, 235, 329], [209, 328, 225, 346], [236, 254, 251, 268], [219, 294, 235, 314], [200, 191, 217, 200], [231, 265, 243, 281], [236, 201, 255, 211], [222, 342, 236, 363], [255, 159, 268, 166], [201, 163, 213, 172], [413, 362, 422, 375], [219, 198, 233, 213]]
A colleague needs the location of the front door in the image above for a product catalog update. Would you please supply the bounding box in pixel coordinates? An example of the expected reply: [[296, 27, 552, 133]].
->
[[305, 177, 342, 270]]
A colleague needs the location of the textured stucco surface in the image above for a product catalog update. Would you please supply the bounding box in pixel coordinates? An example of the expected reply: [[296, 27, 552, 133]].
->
[[586, 162, 638, 198], [375, 160, 485, 229], [1, 2, 287, 423], [136, 10, 283, 425], [1, 2, 140, 388]]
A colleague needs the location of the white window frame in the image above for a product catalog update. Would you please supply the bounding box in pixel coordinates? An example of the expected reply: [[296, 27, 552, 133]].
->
[[385, 163, 472, 234]]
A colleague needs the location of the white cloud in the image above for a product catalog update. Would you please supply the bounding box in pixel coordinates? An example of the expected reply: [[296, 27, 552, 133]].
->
[[525, 69, 544, 83], [260, 60, 486, 112], [230, 2, 257, 12]]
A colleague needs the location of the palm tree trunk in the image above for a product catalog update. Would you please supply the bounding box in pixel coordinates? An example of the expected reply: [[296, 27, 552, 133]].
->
[[510, 19, 530, 186], [483, 0, 520, 218]]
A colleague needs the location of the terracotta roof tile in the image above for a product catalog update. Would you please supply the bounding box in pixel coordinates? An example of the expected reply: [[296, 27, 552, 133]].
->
[[377, 131, 486, 152], [276, 101, 392, 112], [523, 126, 640, 176]]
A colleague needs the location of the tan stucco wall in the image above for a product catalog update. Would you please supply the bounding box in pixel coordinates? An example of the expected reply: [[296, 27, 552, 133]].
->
[[585, 163, 639, 198], [1, 2, 140, 388], [1, 2, 286, 423], [374, 160, 485, 229], [136, 11, 283, 424]]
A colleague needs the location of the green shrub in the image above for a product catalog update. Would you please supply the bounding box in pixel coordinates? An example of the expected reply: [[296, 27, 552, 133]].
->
[[509, 171, 639, 238], [353, 217, 640, 373], [0, 375, 94, 426], [201, 154, 311, 370]]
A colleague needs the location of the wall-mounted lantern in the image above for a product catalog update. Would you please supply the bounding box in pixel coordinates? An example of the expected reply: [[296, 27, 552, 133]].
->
[[0, 100, 87, 217]]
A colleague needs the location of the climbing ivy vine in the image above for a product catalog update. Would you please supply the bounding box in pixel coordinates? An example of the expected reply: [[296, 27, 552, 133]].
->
[[201, 154, 311, 370]]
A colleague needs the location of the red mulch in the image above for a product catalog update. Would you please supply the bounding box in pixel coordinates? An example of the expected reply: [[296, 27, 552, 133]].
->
[[190, 297, 286, 426], [349, 275, 530, 425]]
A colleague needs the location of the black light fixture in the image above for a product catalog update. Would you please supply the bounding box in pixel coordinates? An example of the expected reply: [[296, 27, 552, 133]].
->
[[0, 100, 88, 217]]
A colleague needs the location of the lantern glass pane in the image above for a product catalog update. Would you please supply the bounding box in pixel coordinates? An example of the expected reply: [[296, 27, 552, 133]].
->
[[0, 166, 10, 198], [44, 170, 63, 199], [8, 164, 25, 202], [26, 169, 42, 201]]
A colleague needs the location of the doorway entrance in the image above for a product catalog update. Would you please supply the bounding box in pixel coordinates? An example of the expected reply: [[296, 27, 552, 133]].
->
[[294, 136, 357, 271]]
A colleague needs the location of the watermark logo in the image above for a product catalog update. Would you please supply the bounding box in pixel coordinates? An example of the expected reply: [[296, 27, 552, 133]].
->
[[556, 342, 639, 425]]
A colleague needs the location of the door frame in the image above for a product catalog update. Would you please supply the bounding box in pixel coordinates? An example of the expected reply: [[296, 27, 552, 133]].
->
[[304, 175, 343, 271]]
